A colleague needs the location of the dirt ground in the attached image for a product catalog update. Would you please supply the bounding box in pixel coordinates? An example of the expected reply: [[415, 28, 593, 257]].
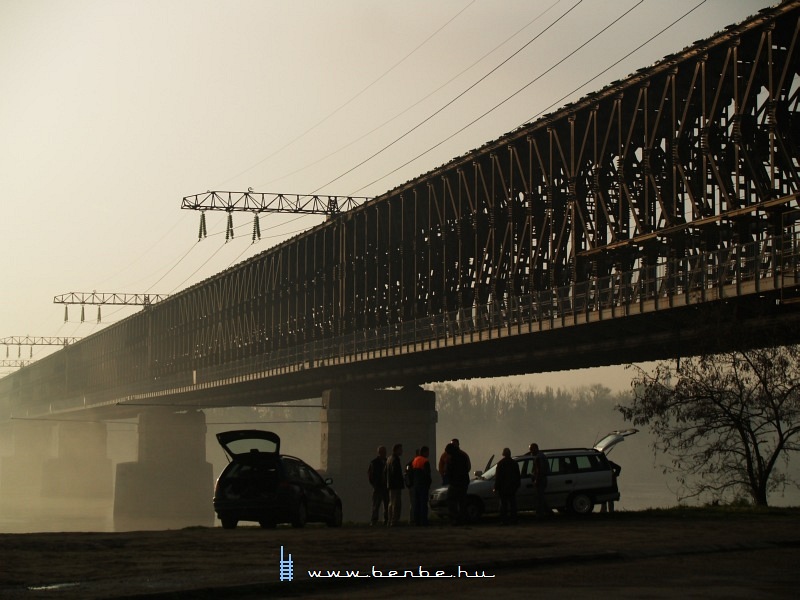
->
[[1, 509, 798, 599]]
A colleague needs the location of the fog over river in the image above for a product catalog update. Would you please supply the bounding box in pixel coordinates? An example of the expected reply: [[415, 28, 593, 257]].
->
[[1, 380, 798, 534]]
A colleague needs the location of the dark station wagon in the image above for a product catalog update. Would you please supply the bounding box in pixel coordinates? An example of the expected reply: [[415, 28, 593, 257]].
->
[[213, 430, 342, 529]]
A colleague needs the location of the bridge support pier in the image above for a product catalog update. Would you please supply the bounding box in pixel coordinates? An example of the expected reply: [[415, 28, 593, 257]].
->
[[0, 420, 114, 530], [0, 420, 54, 502], [320, 386, 437, 523], [114, 409, 213, 531], [41, 421, 113, 498]]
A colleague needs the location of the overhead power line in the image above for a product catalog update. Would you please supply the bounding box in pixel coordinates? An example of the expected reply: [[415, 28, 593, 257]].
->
[[214, 0, 477, 189], [354, 0, 655, 193], [316, 0, 586, 193]]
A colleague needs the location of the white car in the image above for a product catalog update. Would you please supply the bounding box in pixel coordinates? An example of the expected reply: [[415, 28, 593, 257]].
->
[[429, 429, 637, 521]]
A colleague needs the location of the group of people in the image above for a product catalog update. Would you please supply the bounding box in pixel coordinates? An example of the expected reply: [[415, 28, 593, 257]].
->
[[367, 440, 555, 527], [368, 443, 433, 527], [367, 438, 472, 527]]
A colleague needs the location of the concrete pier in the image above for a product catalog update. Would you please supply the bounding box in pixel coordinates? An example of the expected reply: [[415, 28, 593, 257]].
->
[[42, 421, 113, 498], [320, 386, 437, 523], [114, 409, 213, 530], [0, 420, 54, 501]]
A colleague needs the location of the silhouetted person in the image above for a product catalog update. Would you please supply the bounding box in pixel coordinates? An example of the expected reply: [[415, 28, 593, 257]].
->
[[438, 438, 455, 485], [601, 460, 622, 513], [530, 443, 551, 517], [494, 447, 521, 524], [411, 446, 432, 526], [405, 448, 419, 524], [445, 442, 470, 524], [368, 446, 388, 526], [385, 443, 405, 526]]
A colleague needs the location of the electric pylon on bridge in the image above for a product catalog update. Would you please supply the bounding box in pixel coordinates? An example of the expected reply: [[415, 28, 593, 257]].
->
[[54, 292, 169, 323], [0, 360, 31, 368], [181, 189, 373, 241], [1, 336, 80, 359], [1, 336, 80, 374]]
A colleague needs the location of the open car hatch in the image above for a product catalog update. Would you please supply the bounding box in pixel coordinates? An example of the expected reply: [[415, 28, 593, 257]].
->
[[216, 430, 281, 460], [593, 428, 638, 455]]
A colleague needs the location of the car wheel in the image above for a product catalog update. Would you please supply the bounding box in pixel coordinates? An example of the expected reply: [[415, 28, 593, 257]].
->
[[327, 503, 343, 527], [569, 493, 594, 515], [464, 497, 483, 522], [292, 502, 307, 528], [220, 517, 238, 529]]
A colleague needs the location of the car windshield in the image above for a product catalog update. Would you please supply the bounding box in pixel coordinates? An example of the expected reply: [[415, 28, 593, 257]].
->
[[478, 464, 498, 480]]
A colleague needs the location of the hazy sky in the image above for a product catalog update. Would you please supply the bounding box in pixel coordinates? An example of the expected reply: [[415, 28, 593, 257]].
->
[[0, 0, 775, 385]]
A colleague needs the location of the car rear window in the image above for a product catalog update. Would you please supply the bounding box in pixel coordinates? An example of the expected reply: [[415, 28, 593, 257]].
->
[[226, 438, 279, 455]]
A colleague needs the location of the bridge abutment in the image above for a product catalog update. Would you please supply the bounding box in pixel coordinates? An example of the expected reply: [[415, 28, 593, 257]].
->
[[114, 409, 213, 531], [320, 386, 437, 523]]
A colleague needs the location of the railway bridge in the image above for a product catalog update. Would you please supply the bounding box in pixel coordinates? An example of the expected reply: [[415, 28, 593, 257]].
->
[[2, 1, 800, 527]]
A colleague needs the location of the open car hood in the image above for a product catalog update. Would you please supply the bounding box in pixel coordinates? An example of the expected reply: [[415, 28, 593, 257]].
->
[[216, 430, 280, 460], [594, 428, 638, 454]]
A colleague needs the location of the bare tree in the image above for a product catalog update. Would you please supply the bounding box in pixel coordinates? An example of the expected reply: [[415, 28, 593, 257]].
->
[[619, 346, 800, 506]]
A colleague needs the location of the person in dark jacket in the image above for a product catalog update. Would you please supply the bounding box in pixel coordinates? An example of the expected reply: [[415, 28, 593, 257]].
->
[[405, 449, 419, 524], [367, 446, 388, 526], [411, 446, 432, 526], [493, 447, 521, 524], [385, 443, 405, 526], [445, 442, 470, 524], [530, 443, 552, 517]]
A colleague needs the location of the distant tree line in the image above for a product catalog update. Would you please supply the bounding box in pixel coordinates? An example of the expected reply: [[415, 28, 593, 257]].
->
[[432, 382, 633, 466]]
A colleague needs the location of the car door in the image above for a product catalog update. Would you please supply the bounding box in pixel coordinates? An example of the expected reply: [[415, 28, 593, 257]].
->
[[515, 459, 537, 511], [544, 456, 577, 509], [297, 462, 331, 520]]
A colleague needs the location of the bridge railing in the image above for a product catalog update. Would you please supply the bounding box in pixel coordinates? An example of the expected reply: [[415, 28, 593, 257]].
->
[[199, 232, 799, 382]]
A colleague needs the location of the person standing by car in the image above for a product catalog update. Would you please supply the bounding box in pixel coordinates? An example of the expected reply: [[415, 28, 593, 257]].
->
[[405, 449, 419, 524], [493, 447, 521, 525], [437, 439, 453, 485], [438, 438, 470, 485], [368, 446, 388, 526], [601, 460, 622, 513], [530, 443, 551, 517], [385, 443, 405, 527], [445, 442, 470, 524], [411, 446, 432, 526]]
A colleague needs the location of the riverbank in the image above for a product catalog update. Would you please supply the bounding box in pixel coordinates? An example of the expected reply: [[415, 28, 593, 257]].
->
[[1, 507, 798, 598]]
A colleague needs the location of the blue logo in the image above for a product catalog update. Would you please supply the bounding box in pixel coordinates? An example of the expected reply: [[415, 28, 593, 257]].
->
[[279, 545, 294, 582]]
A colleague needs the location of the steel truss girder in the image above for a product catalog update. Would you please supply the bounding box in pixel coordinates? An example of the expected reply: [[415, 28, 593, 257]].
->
[[3, 2, 800, 404]]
